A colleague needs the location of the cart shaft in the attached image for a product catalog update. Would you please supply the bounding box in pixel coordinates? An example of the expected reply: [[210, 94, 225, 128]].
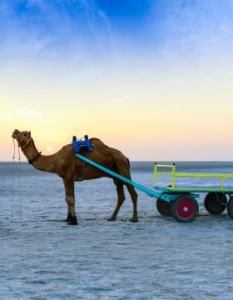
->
[[76, 153, 161, 198]]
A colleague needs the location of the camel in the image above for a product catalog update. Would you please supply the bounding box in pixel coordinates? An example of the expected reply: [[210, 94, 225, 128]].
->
[[12, 129, 138, 225]]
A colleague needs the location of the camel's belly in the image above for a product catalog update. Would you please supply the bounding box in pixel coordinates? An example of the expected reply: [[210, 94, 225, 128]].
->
[[74, 173, 83, 181]]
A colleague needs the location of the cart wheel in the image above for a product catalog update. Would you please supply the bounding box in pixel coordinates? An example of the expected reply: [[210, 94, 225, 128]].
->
[[204, 192, 227, 214], [227, 197, 233, 219], [156, 198, 172, 216], [172, 195, 199, 223]]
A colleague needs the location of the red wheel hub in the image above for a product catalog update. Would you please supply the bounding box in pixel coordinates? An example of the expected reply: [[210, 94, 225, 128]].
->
[[177, 200, 195, 218]]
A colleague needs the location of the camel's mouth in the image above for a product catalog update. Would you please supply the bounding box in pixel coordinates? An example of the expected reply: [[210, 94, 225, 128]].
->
[[12, 129, 22, 141]]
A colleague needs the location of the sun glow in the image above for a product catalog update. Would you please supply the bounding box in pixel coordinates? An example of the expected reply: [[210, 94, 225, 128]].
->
[[47, 147, 52, 152]]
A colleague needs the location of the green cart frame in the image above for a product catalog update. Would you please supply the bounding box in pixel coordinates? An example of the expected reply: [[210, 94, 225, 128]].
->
[[153, 163, 233, 222]]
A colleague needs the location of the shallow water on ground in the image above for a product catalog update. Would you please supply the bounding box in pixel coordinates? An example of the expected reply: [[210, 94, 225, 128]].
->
[[1, 162, 233, 299]]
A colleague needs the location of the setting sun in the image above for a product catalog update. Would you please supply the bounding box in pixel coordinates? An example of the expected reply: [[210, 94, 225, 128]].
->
[[47, 147, 52, 152]]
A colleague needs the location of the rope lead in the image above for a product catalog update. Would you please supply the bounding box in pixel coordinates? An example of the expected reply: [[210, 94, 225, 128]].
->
[[18, 145, 22, 224], [0, 139, 16, 227]]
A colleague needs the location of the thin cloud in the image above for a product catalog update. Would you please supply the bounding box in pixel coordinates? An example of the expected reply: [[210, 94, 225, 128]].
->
[[16, 106, 32, 114], [1, 106, 42, 120], [1, 113, 13, 120], [21, 109, 42, 119]]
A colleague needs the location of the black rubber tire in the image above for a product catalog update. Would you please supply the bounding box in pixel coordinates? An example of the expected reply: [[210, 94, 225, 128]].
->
[[227, 197, 233, 220], [156, 198, 172, 216], [204, 192, 227, 214], [172, 195, 199, 223]]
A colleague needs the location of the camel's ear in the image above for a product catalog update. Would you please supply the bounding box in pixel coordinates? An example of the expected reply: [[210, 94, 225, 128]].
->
[[29, 131, 31, 137]]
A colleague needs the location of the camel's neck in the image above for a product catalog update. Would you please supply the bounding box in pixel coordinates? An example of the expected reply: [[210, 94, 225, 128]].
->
[[22, 141, 57, 173]]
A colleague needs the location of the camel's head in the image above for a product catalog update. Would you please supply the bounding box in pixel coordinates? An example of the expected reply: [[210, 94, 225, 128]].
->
[[12, 129, 31, 143]]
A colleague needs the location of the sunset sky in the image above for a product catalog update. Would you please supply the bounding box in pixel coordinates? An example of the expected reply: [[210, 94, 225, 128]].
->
[[1, 0, 233, 161]]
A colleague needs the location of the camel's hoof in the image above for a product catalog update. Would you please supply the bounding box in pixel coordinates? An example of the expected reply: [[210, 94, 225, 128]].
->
[[108, 217, 116, 221], [63, 213, 72, 222], [68, 216, 78, 225], [130, 218, 138, 223]]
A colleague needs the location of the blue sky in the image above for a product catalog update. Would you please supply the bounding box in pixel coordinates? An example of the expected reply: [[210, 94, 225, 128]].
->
[[1, 0, 233, 76], [1, 1, 233, 160]]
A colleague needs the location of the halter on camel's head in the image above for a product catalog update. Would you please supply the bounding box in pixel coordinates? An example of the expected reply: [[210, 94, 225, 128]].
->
[[12, 129, 33, 149], [12, 130, 41, 164]]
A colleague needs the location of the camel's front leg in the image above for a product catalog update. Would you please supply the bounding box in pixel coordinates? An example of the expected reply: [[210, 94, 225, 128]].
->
[[63, 178, 78, 225], [63, 197, 72, 222]]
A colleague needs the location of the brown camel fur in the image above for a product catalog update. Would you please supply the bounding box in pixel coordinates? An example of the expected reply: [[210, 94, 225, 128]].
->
[[12, 129, 138, 225]]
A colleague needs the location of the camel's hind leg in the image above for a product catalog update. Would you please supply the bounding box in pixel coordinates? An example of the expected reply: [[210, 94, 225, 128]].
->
[[125, 183, 138, 222], [114, 158, 138, 222], [108, 179, 126, 221], [63, 178, 78, 225]]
